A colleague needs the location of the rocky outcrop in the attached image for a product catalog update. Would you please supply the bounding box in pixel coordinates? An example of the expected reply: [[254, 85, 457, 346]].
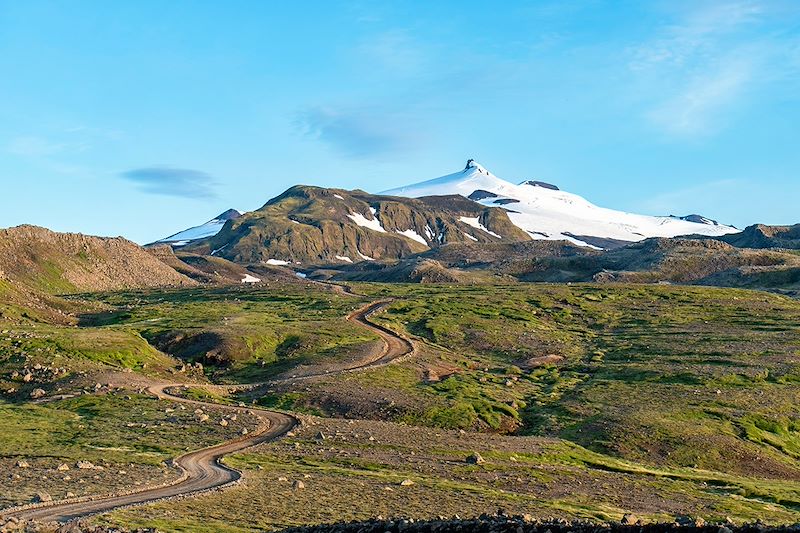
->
[[719, 224, 800, 250]]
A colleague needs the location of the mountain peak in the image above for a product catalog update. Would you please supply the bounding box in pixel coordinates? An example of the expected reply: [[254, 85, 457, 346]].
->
[[464, 159, 498, 178], [464, 159, 487, 172], [213, 209, 242, 222]]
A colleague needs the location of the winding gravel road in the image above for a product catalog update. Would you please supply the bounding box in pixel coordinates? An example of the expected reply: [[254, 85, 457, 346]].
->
[[2, 298, 413, 524]]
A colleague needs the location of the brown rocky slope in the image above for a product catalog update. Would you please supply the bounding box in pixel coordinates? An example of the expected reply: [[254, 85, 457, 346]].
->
[[0, 225, 195, 293]]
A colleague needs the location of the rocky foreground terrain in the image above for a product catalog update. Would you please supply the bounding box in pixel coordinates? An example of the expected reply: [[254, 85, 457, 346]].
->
[[9, 514, 799, 533]]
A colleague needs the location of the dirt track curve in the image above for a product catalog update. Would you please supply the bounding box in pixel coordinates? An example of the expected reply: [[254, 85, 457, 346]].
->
[[2, 298, 413, 524]]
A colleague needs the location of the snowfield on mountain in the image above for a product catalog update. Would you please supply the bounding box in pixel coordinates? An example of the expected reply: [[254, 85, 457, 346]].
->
[[155, 209, 242, 247], [382, 160, 738, 247]]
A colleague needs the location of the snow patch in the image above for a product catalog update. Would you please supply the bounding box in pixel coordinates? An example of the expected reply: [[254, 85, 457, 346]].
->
[[357, 251, 375, 261], [158, 218, 227, 244], [241, 274, 261, 284], [459, 216, 502, 238], [210, 244, 229, 256], [395, 229, 428, 245], [335, 255, 353, 263], [347, 211, 386, 233], [266, 259, 290, 266], [463, 232, 478, 242], [333, 194, 344, 200], [296, 272, 307, 279]]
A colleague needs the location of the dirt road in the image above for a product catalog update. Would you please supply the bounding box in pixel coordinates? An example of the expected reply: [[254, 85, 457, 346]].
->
[[2, 298, 413, 524]]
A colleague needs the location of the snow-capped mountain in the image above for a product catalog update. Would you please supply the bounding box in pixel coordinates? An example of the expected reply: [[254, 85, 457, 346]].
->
[[154, 209, 242, 247], [382, 160, 738, 248]]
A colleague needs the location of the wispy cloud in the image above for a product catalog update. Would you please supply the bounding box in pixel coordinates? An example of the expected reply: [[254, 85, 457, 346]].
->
[[6, 135, 90, 157], [630, 1, 764, 70], [627, 1, 787, 138], [295, 106, 420, 158], [119, 167, 218, 199]]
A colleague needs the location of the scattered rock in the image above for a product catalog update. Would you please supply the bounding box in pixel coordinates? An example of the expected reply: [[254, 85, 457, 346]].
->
[[219, 419, 228, 427], [399, 479, 415, 486], [198, 414, 210, 423], [56, 463, 70, 471], [675, 515, 705, 527], [241, 428, 249, 435], [15, 460, 29, 468], [76, 460, 96, 469], [293, 480, 305, 490]]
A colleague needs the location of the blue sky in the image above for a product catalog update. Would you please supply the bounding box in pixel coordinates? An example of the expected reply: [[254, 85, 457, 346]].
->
[[1, 0, 798, 244]]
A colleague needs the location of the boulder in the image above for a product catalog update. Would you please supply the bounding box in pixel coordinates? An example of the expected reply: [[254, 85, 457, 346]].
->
[[293, 480, 305, 490], [399, 479, 415, 486], [465, 452, 485, 465], [30, 388, 46, 399], [32, 492, 52, 503], [621, 514, 640, 525], [15, 460, 29, 468]]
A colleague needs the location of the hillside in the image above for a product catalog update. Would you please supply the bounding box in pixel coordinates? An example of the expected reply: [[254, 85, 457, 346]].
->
[[0, 225, 195, 294], [187, 185, 530, 265], [324, 240, 593, 283]]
